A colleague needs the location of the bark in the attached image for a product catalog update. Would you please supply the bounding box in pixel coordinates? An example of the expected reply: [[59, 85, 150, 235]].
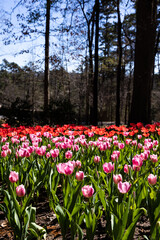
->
[[116, 0, 122, 126], [78, 0, 95, 124], [87, 14, 94, 124], [44, 0, 51, 115], [129, 0, 157, 124], [92, 0, 99, 125]]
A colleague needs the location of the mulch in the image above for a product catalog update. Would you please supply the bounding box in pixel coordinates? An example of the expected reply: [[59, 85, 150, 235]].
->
[[0, 192, 150, 240]]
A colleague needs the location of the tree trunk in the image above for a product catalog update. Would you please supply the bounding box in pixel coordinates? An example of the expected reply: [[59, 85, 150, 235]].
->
[[116, 0, 122, 126], [44, 0, 51, 116], [87, 19, 94, 124], [92, 0, 99, 126], [129, 0, 157, 124]]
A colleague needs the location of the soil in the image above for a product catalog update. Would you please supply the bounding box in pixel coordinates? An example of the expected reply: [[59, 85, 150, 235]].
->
[[0, 192, 150, 240]]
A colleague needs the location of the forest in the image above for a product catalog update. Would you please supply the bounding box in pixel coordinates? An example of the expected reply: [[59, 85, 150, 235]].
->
[[0, 0, 160, 126], [1, 2, 160, 240]]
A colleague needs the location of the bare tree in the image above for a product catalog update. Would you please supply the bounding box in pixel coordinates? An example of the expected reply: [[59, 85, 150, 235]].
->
[[129, 0, 157, 124]]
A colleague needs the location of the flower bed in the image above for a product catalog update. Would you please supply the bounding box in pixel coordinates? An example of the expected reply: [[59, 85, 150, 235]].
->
[[0, 122, 160, 239]]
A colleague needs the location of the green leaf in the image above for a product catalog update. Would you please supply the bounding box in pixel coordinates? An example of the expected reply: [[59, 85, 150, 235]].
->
[[68, 181, 83, 213], [122, 208, 146, 240], [14, 209, 21, 231], [29, 222, 46, 238], [71, 204, 82, 217], [23, 206, 31, 238], [9, 186, 21, 217], [55, 204, 67, 238]]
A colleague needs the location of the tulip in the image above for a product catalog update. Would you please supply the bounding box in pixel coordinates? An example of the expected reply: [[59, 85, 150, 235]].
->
[[113, 135, 118, 140], [94, 156, 100, 163], [103, 162, 114, 173], [126, 139, 132, 145], [46, 152, 51, 158], [148, 174, 157, 185], [50, 148, 59, 158], [9, 171, 19, 183], [124, 164, 131, 174], [138, 143, 143, 149], [65, 150, 73, 159], [118, 143, 125, 149], [118, 181, 131, 194], [64, 164, 74, 175], [150, 154, 158, 163], [56, 163, 66, 174], [1, 150, 7, 157], [75, 160, 81, 168], [76, 171, 84, 181], [82, 185, 94, 198], [113, 174, 122, 184], [16, 184, 26, 197]]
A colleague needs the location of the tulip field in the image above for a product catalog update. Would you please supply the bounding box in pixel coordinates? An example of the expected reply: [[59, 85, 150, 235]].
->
[[0, 122, 160, 239]]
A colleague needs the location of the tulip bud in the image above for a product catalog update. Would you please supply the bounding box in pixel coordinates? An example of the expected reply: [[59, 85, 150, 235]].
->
[[9, 171, 19, 183], [113, 174, 122, 184], [16, 184, 26, 197], [148, 174, 157, 185], [82, 185, 94, 198], [94, 156, 100, 163], [76, 171, 84, 181]]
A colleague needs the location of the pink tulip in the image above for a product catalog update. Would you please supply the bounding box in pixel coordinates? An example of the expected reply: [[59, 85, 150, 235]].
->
[[72, 144, 79, 151], [118, 143, 125, 149], [124, 164, 131, 174], [150, 154, 158, 163], [56, 163, 66, 174], [9, 171, 19, 183], [1, 137, 8, 142], [2, 144, 9, 150], [99, 143, 107, 151], [148, 174, 157, 185], [118, 181, 131, 194], [140, 150, 150, 160], [126, 139, 132, 145], [111, 154, 118, 162], [88, 132, 94, 137], [113, 135, 118, 140], [103, 162, 114, 173], [132, 155, 143, 171], [123, 132, 129, 137], [36, 146, 46, 156], [138, 143, 143, 149], [64, 164, 74, 175], [76, 171, 84, 181], [65, 150, 73, 159], [57, 161, 75, 175], [153, 140, 158, 146], [113, 174, 122, 184], [82, 185, 94, 198], [16, 184, 26, 197], [1, 150, 7, 157], [113, 151, 120, 158], [94, 156, 100, 163], [132, 140, 137, 146], [113, 140, 118, 146], [132, 165, 141, 171], [50, 148, 59, 158], [75, 160, 81, 168], [46, 152, 51, 158], [111, 151, 120, 162]]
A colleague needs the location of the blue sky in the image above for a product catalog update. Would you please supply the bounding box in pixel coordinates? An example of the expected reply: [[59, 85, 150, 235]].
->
[[0, 0, 129, 72], [0, 0, 79, 71], [3, 0, 157, 74], [0, 0, 47, 69]]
